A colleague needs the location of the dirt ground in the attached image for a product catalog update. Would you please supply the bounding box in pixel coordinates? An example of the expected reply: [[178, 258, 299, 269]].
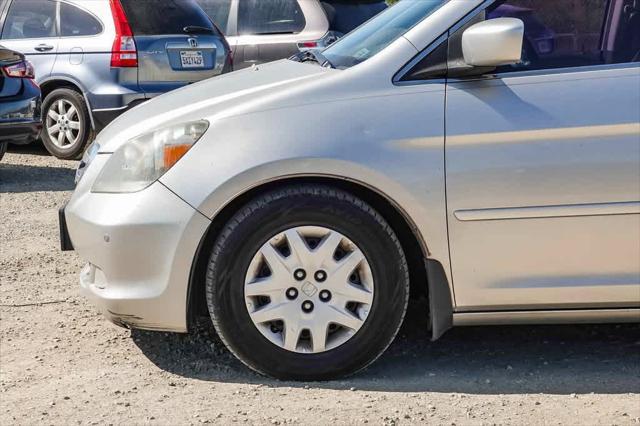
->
[[1, 145, 639, 426]]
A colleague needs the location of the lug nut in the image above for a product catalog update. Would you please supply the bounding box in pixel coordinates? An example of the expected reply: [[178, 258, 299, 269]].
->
[[314, 270, 327, 282], [301, 300, 314, 313], [319, 290, 332, 302], [286, 287, 298, 300], [294, 269, 306, 281]]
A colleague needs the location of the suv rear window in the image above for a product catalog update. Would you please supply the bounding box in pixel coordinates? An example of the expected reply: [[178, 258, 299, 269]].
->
[[195, 0, 232, 33], [120, 0, 215, 36], [321, 0, 388, 34], [238, 0, 305, 35]]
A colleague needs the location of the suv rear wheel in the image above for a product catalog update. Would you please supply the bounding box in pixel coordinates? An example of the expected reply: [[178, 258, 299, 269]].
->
[[206, 185, 410, 380], [41, 88, 92, 160]]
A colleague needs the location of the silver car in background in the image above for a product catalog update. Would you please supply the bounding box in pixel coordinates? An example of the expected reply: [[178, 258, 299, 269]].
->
[[0, 0, 231, 159], [196, 0, 388, 69], [62, 0, 640, 380]]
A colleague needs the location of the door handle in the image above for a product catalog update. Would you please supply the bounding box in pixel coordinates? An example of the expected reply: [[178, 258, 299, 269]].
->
[[34, 44, 54, 52]]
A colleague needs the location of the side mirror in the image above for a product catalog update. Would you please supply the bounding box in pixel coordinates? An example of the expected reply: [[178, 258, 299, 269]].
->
[[462, 18, 524, 67]]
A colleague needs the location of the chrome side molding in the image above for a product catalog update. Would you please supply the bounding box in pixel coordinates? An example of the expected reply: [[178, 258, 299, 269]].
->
[[453, 308, 640, 326]]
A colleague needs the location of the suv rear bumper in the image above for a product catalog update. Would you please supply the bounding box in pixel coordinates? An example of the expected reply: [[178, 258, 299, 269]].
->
[[92, 98, 147, 132], [89, 82, 202, 132], [88, 80, 220, 132]]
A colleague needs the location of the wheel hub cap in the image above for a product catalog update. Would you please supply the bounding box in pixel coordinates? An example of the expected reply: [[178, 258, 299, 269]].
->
[[244, 226, 374, 353]]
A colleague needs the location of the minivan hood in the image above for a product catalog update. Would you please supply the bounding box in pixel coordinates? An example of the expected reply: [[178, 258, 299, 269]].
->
[[97, 60, 333, 153]]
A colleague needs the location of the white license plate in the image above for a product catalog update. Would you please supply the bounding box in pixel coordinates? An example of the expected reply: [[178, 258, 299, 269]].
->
[[180, 51, 204, 68]]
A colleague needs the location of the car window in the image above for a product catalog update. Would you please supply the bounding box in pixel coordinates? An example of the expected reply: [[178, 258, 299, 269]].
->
[[487, 0, 640, 73], [321, 0, 388, 34], [322, 0, 446, 69], [238, 0, 305, 35], [195, 0, 232, 33], [1, 0, 57, 40], [60, 2, 102, 37], [119, 0, 215, 36]]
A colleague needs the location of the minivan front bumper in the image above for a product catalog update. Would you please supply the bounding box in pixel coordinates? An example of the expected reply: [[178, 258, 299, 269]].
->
[[63, 174, 210, 332]]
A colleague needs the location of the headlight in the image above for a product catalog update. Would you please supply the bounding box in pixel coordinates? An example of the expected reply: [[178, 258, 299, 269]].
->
[[92, 120, 208, 193]]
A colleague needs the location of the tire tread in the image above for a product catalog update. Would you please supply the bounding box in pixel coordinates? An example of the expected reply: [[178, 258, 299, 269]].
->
[[205, 185, 410, 379]]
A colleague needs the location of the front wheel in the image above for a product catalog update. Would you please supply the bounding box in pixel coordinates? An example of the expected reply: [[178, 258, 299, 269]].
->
[[41, 88, 93, 160], [206, 186, 410, 380]]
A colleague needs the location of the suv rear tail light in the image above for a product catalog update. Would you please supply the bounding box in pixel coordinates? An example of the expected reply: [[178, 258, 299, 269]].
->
[[297, 31, 343, 52], [109, 0, 137, 67], [3, 60, 35, 79]]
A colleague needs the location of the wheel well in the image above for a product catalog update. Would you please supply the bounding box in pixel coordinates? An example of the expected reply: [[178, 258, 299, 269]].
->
[[40, 80, 94, 131], [40, 80, 84, 100], [187, 177, 430, 328]]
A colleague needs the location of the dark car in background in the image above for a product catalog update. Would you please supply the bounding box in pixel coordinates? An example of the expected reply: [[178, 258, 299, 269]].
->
[[488, 4, 556, 60], [196, 0, 387, 69], [0, 0, 232, 159], [0, 45, 41, 161]]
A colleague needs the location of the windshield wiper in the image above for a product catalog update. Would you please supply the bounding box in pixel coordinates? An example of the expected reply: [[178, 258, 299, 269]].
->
[[290, 50, 335, 69], [312, 50, 335, 68], [183, 25, 214, 35]]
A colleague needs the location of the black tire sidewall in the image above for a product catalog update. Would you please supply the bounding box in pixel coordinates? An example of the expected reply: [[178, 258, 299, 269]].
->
[[207, 189, 408, 380], [0, 142, 7, 161], [41, 89, 91, 159]]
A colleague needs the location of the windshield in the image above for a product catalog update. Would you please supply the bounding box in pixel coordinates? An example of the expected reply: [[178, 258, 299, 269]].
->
[[321, 0, 448, 69]]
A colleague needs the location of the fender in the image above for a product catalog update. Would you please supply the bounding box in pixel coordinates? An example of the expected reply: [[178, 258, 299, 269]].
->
[[175, 160, 456, 340]]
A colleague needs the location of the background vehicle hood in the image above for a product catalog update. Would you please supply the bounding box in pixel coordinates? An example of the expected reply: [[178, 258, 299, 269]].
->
[[0, 46, 24, 66], [97, 60, 334, 153]]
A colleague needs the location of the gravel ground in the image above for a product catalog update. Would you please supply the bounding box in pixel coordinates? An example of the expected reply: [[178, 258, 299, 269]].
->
[[1, 145, 640, 426]]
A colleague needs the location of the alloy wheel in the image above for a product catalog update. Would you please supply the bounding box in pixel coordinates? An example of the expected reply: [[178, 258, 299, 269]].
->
[[46, 99, 82, 149]]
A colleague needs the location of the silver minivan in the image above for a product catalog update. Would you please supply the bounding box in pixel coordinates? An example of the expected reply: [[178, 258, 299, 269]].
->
[[63, 0, 640, 380], [0, 0, 231, 159]]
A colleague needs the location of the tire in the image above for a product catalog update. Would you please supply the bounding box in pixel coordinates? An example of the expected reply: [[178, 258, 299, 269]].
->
[[206, 185, 410, 380], [0, 142, 7, 162], [41, 88, 93, 160]]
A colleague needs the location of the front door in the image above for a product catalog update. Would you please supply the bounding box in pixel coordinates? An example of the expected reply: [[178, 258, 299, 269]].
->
[[446, 0, 640, 311]]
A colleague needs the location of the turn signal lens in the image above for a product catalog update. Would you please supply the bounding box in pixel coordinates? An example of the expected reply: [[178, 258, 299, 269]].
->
[[163, 143, 192, 170]]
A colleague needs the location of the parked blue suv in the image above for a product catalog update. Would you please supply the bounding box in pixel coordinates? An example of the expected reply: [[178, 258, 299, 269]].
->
[[0, 0, 232, 159]]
